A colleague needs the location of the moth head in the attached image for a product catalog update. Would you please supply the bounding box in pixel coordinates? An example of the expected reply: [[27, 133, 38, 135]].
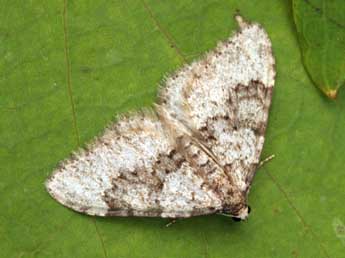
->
[[220, 205, 251, 221], [232, 205, 251, 221]]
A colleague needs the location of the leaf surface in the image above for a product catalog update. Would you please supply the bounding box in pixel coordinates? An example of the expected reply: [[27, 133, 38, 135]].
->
[[1, 1, 345, 257]]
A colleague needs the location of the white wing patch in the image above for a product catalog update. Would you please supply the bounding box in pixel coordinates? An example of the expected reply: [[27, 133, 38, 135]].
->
[[46, 15, 275, 219]]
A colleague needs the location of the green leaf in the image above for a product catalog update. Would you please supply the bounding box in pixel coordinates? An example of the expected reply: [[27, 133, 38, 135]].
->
[[1, 1, 345, 257], [292, 0, 345, 99]]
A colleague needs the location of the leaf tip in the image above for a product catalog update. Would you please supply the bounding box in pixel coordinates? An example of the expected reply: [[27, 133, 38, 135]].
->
[[325, 89, 338, 100]]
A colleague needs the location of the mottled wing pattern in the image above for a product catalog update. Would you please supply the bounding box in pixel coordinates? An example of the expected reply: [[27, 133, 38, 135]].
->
[[46, 112, 234, 218], [159, 16, 275, 194], [46, 16, 275, 219]]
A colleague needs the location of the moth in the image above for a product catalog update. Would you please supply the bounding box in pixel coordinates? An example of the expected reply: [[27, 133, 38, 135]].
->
[[46, 15, 275, 220]]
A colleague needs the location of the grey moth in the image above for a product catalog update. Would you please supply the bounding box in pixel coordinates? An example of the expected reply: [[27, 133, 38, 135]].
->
[[46, 15, 275, 220]]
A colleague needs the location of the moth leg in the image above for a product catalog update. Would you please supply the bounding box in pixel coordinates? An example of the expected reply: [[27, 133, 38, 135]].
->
[[165, 219, 177, 227], [258, 154, 275, 168]]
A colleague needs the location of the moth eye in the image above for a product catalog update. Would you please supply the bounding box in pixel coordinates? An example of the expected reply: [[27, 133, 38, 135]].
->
[[248, 205, 251, 214], [232, 216, 242, 222]]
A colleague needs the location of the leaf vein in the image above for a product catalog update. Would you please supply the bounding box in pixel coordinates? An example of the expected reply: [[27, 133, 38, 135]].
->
[[140, 0, 187, 63], [263, 168, 331, 258], [63, 0, 80, 147]]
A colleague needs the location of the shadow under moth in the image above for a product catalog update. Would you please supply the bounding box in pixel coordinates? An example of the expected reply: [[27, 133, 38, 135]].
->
[[46, 15, 275, 220]]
